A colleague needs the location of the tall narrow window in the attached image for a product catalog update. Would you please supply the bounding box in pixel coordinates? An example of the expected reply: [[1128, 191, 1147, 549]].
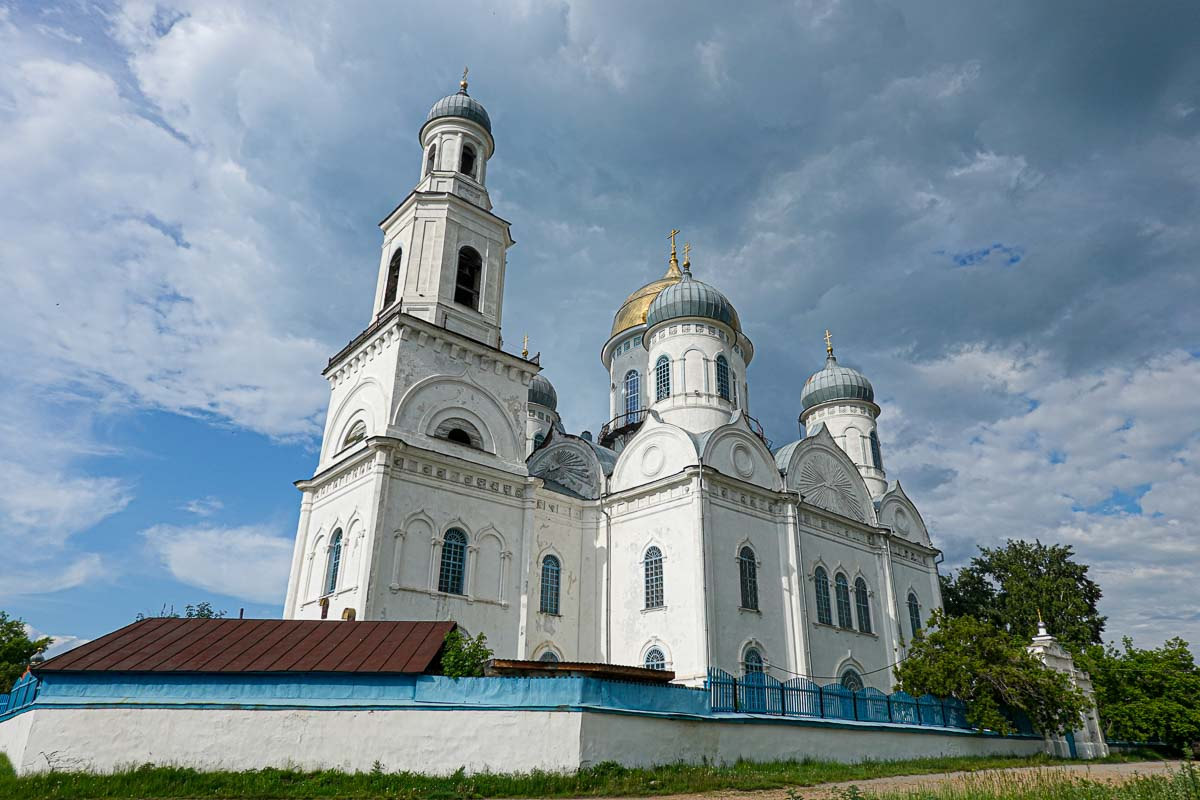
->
[[644, 647, 666, 670], [716, 355, 731, 400], [454, 246, 482, 309], [738, 546, 758, 610], [438, 529, 468, 595], [324, 529, 343, 596], [643, 546, 664, 609], [855, 577, 872, 634], [814, 566, 832, 625], [533, 432, 545, 449], [382, 248, 402, 309], [835, 573, 853, 628], [744, 647, 764, 673], [869, 430, 883, 470], [732, 373, 739, 407], [654, 356, 671, 401], [540, 555, 561, 615], [460, 143, 477, 177], [624, 369, 641, 416], [907, 592, 922, 639], [425, 144, 437, 175]]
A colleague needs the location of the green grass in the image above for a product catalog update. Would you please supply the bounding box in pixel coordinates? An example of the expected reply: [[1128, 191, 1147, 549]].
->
[[0, 752, 1167, 800], [826, 761, 1199, 799]]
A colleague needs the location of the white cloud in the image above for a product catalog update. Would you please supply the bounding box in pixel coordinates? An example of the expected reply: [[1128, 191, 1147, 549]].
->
[[143, 523, 293, 603], [182, 496, 224, 516], [25, 625, 91, 658]]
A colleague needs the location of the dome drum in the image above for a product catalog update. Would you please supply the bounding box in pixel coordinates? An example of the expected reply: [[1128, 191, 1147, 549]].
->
[[800, 356, 876, 416], [421, 90, 494, 150], [644, 277, 741, 333]]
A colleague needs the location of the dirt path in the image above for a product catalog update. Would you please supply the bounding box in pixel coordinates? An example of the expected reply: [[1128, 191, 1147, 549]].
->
[[596, 760, 1181, 800]]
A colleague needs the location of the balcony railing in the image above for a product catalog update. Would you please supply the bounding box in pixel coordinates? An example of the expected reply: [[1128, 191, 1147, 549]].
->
[[598, 409, 647, 447]]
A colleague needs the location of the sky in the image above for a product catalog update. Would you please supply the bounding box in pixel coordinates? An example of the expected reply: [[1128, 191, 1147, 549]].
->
[[1, 0, 1198, 657]]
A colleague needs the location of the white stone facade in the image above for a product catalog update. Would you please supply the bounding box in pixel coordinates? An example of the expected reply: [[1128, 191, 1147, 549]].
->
[[282, 83, 945, 693]]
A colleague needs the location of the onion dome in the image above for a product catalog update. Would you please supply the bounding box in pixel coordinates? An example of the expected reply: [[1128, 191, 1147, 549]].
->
[[800, 353, 874, 411], [422, 74, 492, 137], [611, 261, 682, 337], [528, 373, 558, 411], [645, 268, 741, 332]]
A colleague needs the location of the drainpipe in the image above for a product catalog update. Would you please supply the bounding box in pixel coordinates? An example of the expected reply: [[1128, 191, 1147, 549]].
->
[[696, 455, 714, 680], [789, 490, 813, 677], [600, 503, 613, 664]]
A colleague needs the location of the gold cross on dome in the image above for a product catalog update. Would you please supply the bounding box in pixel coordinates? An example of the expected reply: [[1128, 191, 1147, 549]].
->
[[522, 334, 529, 359], [683, 242, 691, 262], [668, 228, 680, 256], [460, 66, 469, 91], [824, 329, 834, 355]]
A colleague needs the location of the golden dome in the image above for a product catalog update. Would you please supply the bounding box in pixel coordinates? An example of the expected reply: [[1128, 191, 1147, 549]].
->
[[610, 261, 682, 337]]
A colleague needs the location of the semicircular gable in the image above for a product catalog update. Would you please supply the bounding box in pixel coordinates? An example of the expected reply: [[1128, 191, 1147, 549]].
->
[[610, 416, 699, 493], [528, 439, 605, 499], [701, 422, 781, 491], [784, 428, 876, 525], [878, 483, 930, 546], [393, 374, 522, 463]]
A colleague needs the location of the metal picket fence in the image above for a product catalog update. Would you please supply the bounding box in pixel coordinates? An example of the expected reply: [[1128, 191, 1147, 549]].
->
[[706, 667, 976, 730], [0, 672, 39, 720]]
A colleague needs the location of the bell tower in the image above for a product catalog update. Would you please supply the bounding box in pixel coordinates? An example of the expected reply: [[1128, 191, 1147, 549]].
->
[[372, 70, 513, 348]]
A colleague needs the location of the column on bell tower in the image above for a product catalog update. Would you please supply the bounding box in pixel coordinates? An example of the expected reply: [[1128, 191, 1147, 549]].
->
[[372, 71, 512, 349]]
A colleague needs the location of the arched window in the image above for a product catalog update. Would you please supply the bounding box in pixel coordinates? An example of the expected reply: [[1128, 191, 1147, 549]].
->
[[624, 370, 641, 415], [446, 428, 473, 446], [814, 566, 832, 625], [643, 546, 664, 609], [907, 592, 922, 639], [835, 573, 853, 628], [342, 420, 367, 449], [539, 650, 560, 663], [654, 356, 671, 401], [324, 529, 343, 596], [425, 144, 437, 175], [869, 430, 883, 470], [855, 577, 872, 634], [460, 143, 477, 177], [743, 647, 764, 674], [540, 555, 561, 615], [438, 529, 468, 595], [382, 248, 402, 309], [532, 432, 545, 449], [454, 246, 482, 309], [644, 647, 666, 670], [840, 668, 864, 692], [732, 373, 739, 407], [738, 546, 758, 611], [716, 355, 731, 400]]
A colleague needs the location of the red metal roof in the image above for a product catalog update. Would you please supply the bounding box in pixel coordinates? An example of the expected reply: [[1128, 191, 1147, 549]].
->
[[34, 618, 457, 675]]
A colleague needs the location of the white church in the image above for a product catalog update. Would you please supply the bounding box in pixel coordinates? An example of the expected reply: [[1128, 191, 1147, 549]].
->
[[281, 77, 944, 691]]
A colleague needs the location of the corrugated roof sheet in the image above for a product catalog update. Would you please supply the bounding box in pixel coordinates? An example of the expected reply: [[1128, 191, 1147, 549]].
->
[[34, 618, 456, 675]]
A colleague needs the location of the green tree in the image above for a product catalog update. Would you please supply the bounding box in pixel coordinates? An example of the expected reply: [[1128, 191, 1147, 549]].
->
[[0, 611, 51, 693], [894, 610, 1087, 735], [1081, 636, 1200, 753], [136, 602, 227, 621], [440, 629, 493, 678], [940, 539, 1105, 651]]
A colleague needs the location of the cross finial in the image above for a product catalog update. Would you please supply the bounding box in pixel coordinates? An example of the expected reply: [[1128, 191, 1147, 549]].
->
[[824, 329, 834, 356], [460, 66, 469, 92], [668, 228, 680, 266], [682, 242, 691, 274], [522, 334, 529, 359]]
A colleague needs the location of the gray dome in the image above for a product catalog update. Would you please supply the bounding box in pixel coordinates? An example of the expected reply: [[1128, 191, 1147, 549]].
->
[[426, 90, 492, 135], [801, 355, 874, 411], [528, 373, 558, 411], [645, 272, 741, 332]]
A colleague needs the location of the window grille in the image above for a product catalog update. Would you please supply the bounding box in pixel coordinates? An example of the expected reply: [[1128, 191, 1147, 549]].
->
[[744, 647, 764, 673], [907, 592, 922, 639], [624, 370, 641, 415], [855, 577, 872, 634], [324, 530, 343, 596], [655, 356, 671, 401], [814, 566, 832, 625], [644, 647, 666, 670], [643, 546, 664, 608], [540, 555, 561, 615], [835, 573, 853, 628], [539, 651, 560, 663], [840, 669, 864, 691], [716, 355, 731, 400], [738, 546, 758, 610], [869, 430, 883, 470], [438, 529, 468, 595]]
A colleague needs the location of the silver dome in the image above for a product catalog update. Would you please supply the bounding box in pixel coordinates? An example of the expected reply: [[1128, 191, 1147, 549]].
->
[[645, 272, 741, 332], [528, 373, 558, 411], [425, 90, 492, 135], [801, 355, 874, 411]]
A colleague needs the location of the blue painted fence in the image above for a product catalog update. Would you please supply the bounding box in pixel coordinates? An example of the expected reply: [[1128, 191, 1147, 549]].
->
[[0, 672, 39, 720], [707, 668, 974, 730]]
